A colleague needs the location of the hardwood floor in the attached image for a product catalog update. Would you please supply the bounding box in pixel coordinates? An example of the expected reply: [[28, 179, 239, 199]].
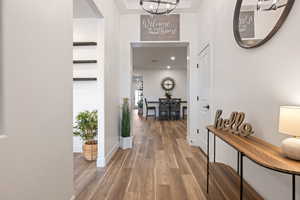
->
[[74, 112, 262, 200], [73, 153, 100, 197]]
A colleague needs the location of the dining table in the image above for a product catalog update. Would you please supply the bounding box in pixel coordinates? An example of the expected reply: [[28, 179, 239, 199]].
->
[[147, 100, 188, 120], [147, 100, 188, 104]]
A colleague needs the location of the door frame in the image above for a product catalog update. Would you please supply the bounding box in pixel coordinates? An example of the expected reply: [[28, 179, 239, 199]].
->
[[198, 42, 215, 124], [189, 42, 215, 148], [129, 41, 190, 136]]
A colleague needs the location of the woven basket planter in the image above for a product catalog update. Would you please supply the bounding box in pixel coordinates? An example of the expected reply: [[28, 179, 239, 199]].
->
[[83, 141, 98, 161]]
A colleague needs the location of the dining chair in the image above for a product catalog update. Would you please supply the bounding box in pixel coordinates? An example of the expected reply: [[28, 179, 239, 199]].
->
[[170, 98, 181, 120], [144, 98, 156, 120], [182, 106, 188, 119], [159, 98, 170, 120]]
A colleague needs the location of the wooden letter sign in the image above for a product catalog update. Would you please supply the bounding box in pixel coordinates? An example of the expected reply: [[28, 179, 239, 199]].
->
[[214, 110, 254, 137]]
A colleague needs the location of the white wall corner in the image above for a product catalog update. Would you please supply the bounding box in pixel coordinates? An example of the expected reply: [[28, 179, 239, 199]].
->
[[97, 156, 106, 168], [97, 142, 120, 167]]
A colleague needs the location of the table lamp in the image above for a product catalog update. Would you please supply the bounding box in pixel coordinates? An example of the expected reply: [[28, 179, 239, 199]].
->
[[279, 106, 300, 160]]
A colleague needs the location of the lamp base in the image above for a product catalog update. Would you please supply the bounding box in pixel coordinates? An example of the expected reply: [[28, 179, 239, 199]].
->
[[281, 137, 300, 160]]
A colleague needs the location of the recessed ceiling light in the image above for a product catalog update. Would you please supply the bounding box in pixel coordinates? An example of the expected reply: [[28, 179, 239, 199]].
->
[[170, 56, 176, 61], [166, 66, 171, 69]]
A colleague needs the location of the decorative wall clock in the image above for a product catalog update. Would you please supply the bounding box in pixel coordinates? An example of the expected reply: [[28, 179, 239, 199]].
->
[[161, 77, 175, 91]]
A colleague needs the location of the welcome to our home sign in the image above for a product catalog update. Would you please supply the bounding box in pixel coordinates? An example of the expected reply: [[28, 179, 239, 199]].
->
[[140, 14, 180, 41]]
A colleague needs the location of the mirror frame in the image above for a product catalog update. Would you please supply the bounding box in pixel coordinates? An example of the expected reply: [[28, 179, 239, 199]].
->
[[233, 0, 295, 49]]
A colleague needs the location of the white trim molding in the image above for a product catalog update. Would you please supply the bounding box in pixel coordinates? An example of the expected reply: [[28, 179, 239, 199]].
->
[[0, 135, 8, 140], [97, 142, 120, 167]]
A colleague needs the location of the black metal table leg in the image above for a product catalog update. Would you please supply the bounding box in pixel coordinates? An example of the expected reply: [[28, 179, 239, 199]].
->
[[292, 175, 295, 200], [240, 153, 244, 200], [214, 135, 216, 163], [207, 129, 210, 193], [237, 151, 240, 175]]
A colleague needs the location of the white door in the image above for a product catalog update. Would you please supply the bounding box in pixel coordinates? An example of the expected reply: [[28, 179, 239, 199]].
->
[[196, 45, 212, 151]]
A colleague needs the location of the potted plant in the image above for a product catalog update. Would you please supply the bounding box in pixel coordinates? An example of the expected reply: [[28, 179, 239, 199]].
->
[[121, 98, 133, 149], [137, 99, 143, 115], [73, 110, 98, 161]]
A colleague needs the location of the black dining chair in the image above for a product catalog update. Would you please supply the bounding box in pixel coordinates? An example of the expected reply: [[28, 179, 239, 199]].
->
[[170, 98, 181, 120], [144, 98, 156, 120], [182, 106, 187, 119], [159, 98, 170, 120]]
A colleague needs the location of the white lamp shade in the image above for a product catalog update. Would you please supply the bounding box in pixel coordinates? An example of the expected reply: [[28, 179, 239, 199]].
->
[[279, 106, 300, 137]]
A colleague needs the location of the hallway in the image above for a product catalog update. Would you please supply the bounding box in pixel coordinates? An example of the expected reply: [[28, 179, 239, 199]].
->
[[75, 111, 265, 200], [75, 114, 209, 200]]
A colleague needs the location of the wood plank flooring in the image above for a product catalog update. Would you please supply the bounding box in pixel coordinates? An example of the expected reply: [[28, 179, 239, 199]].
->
[[74, 112, 262, 200], [73, 153, 100, 197]]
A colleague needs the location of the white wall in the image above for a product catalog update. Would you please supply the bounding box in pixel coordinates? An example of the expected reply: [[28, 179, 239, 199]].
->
[[92, 0, 121, 167], [73, 81, 98, 152], [119, 13, 200, 143], [198, 1, 300, 199], [73, 18, 104, 78], [0, 0, 73, 200]]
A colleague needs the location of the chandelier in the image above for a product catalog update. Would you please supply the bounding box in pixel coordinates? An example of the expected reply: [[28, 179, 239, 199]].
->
[[140, 0, 180, 15]]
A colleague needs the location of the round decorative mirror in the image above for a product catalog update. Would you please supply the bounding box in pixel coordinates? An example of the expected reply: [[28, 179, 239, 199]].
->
[[234, 0, 295, 49], [161, 77, 175, 91]]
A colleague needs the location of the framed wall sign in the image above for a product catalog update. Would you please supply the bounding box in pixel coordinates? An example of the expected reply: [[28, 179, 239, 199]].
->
[[140, 14, 180, 41], [239, 11, 255, 39]]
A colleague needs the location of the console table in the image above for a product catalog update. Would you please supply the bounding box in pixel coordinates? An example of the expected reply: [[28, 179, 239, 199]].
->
[[207, 125, 300, 200]]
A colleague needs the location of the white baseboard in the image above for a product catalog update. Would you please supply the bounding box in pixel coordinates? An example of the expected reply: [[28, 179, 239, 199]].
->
[[188, 137, 208, 153], [97, 142, 120, 167], [97, 156, 106, 168], [0, 135, 8, 140]]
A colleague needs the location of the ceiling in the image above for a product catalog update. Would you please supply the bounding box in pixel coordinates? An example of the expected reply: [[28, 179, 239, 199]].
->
[[73, 0, 103, 18], [133, 46, 188, 70], [115, 0, 201, 14]]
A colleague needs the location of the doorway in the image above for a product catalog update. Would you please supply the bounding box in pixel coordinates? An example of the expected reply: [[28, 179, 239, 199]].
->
[[130, 42, 190, 138], [72, 0, 104, 196]]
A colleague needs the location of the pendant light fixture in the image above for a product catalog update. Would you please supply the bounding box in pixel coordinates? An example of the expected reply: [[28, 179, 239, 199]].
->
[[140, 0, 180, 15]]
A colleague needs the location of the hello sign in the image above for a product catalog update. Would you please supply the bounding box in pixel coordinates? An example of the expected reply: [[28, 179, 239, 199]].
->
[[214, 110, 254, 137]]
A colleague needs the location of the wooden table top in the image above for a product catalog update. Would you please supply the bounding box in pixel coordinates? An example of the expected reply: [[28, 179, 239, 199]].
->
[[148, 100, 188, 104], [207, 126, 300, 175]]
